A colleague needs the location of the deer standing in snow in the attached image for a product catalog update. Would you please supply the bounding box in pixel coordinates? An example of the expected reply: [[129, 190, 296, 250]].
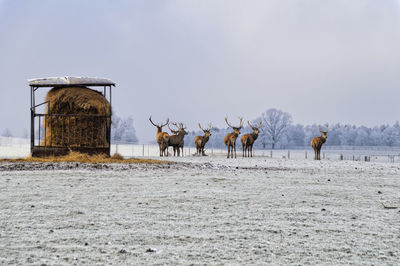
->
[[149, 116, 170, 157], [311, 124, 328, 160], [224, 117, 243, 158], [167, 122, 188, 156], [194, 123, 213, 156], [241, 121, 262, 157]]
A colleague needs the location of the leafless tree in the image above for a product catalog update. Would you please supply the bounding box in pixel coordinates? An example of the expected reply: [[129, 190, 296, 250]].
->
[[259, 108, 292, 149]]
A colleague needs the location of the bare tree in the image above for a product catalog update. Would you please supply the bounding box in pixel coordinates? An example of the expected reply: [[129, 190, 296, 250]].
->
[[259, 108, 292, 149]]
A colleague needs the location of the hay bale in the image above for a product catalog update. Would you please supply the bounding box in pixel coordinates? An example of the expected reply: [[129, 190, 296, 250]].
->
[[43, 87, 111, 147]]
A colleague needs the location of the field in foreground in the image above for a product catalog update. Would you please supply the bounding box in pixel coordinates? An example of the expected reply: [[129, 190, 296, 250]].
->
[[0, 156, 399, 265]]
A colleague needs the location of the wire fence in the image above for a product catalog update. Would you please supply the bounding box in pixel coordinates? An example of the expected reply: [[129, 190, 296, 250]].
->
[[1, 138, 400, 163]]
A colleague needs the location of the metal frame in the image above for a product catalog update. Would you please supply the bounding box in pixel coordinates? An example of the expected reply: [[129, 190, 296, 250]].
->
[[30, 84, 114, 157]]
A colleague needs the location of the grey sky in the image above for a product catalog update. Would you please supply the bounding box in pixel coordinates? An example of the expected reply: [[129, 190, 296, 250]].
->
[[0, 0, 399, 142]]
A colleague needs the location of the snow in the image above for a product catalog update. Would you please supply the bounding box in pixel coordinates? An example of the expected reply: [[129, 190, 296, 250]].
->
[[1, 156, 399, 264]]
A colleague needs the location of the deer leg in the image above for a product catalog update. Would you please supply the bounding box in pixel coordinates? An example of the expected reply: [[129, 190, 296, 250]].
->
[[234, 144, 236, 158], [227, 145, 230, 158]]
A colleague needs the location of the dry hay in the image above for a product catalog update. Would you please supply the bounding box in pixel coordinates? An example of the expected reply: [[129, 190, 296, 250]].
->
[[43, 87, 111, 147], [0, 151, 170, 165]]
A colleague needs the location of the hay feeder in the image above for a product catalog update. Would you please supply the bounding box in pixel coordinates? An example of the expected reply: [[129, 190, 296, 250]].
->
[[29, 76, 115, 157]]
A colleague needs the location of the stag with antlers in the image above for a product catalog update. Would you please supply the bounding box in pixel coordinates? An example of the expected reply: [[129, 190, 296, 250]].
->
[[311, 124, 328, 160], [167, 122, 188, 156], [149, 116, 170, 157], [194, 123, 213, 156], [224, 117, 243, 158], [241, 121, 262, 157]]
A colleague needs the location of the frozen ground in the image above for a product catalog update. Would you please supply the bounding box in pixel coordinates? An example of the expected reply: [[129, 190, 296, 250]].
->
[[1, 156, 400, 265]]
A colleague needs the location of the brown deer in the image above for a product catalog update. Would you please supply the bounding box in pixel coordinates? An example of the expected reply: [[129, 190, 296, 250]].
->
[[224, 117, 243, 158], [168, 122, 188, 156], [311, 124, 328, 160], [149, 116, 170, 157], [241, 121, 262, 157], [194, 123, 213, 156]]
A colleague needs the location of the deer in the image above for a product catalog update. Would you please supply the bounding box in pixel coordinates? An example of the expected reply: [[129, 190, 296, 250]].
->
[[194, 123, 213, 156], [167, 122, 188, 156], [241, 121, 262, 157], [149, 116, 170, 157], [311, 124, 328, 160], [224, 117, 243, 158]]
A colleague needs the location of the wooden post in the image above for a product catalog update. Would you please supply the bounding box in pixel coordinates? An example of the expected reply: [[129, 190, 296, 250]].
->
[[305, 151, 307, 159], [340, 154, 343, 160], [270, 150, 273, 158], [288, 150, 290, 159], [142, 144, 144, 157]]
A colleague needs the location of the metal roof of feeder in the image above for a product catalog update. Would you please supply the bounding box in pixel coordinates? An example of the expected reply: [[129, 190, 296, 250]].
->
[[28, 76, 115, 87]]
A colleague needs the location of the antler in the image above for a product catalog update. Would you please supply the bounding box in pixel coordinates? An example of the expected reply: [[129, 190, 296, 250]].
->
[[168, 123, 178, 133], [160, 118, 169, 127], [318, 124, 329, 132], [180, 123, 187, 130], [172, 122, 181, 129], [208, 123, 213, 131], [248, 121, 262, 129], [198, 123, 205, 131], [225, 117, 234, 128], [149, 116, 158, 127], [248, 121, 255, 129]]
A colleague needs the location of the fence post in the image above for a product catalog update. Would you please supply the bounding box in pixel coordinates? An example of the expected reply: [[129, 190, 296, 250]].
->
[[116, 144, 118, 154], [142, 144, 144, 157], [288, 150, 290, 159], [340, 154, 343, 161], [305, 151, 307, 159], [270, 150, 273, 158]]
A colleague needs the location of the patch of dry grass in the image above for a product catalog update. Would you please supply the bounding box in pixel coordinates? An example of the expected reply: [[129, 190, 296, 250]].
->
[[0, 151, 170, 165]]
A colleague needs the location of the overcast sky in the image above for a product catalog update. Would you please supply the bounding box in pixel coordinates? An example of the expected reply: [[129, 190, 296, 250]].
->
[[0, 0, 399, 142]]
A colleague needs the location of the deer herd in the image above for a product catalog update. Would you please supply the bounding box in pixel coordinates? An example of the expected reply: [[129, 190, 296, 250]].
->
[[149, 116, 329, 160]]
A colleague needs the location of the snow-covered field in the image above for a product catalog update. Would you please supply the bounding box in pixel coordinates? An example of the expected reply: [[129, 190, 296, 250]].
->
[[1, 155, 399, 265]]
